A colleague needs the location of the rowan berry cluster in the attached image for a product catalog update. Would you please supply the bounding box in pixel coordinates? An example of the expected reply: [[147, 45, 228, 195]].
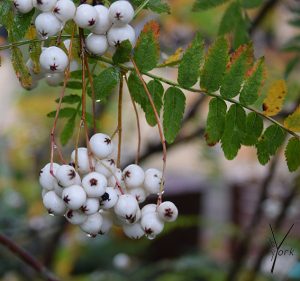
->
[[39, 133, 178, 239], [14, 0, 136, 87]]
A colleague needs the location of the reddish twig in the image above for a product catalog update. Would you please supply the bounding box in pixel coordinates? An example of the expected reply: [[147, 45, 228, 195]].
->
[[117, 73, 124, 168]]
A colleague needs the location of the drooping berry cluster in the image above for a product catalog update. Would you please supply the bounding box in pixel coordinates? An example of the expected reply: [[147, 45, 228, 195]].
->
[[14, 0, 136, 87], [40, 133, 178, 239]]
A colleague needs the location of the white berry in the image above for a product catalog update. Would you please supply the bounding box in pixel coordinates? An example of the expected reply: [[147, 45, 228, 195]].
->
[[82, 172, 107, 197], [55, 164, 80, 187], [65, 209, 87, 225], [90, 133, 114, 159], [85, 33, 108, 56], [100, 187, 119, 209], [157, 201, 178, 222], [45, 72, 64, 86], [35, 12, 62, 38], [108, 1, 134, 26], [91, 5, 111, 35], [141, 204, 157, 217], [14, 0, 34, 14], [33, 0, 57, 11], [62, 185, 87, 210], [53, 0, 76, 22], [143, 168, 162, 194], [98, 210, 113, 235], [123, 222, 144, 239], [128, 187, 146, 204], [95, 159, 116, 178], [114, 194, 139, 223], [39, 46, 68, 73], [80, 212, 103, 236], [71, 147, 95, 174], [107, 24, 135, 47], [141, 212, 164, 239], [39, 162, 60, 190], [43, 191, 66, 215], [107, 168, 123, 188], [74, 4, 98, 29], [80, 198, 100, 215], [123, 164, 144, 189]]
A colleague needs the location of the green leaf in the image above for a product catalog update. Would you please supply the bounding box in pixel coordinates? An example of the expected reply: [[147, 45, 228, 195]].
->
[[91, 67, 120, 101], [239, 57, 265, 106], [11, 9, 35, 41], [220, 45, 251, 98], [233, 16, 250, 49], [70, 70, 83, 80], [256, 124, 286, 165], [134, 21, 160, 72], [47, 108, 77, 118], [127, 72, 147, 112], [200, 37, 229, 92], [242, 112, 264, 146], [218, 2, 242, 35], [221, 104, 246, 160], [147, 0, 170, 14], [60, 116, 76, 146], [193, 0, 230, 11], [285, 137, 300, 172], [205, 98, 227, 146], [113, 40, 132, 64], [0, 1, 13, 28], [163, 87, 186, 144], [66, 81, 82, 89], [145, 80, 164, 126], [55, 94, 81, 104], [242, 0, 262, 8], [178, 32, 204, 88]]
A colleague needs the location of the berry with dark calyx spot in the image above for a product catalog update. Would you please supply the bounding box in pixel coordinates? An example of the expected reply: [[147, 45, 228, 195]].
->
[[53, 0, 76, 22], [80, 212, 103, 236], [100, 187, 119, 209], [39, 162, 60, 190], [108, 0, 134, 26], [33, 0, 57, 11], [43, 191, 66, 216], [123, 164, 145, 189], [128, 187, 146, 204], [65, 209, 87, 225], [90, 133, 114, 159], [123, 222, 144, 239], [55, 164, 80, 187], [95, 159, 116, 178], [107, 168, 123, 188], [14, 0, 34, 14], [62, 185, 87, 210], [74, 4, 98, 29], [114, 194, 139, 222], [82, 172, 107, 198], [35, 12, 62, 38], [39, 46, 68, 73], [157, 201, 178, 222], [107, 24, 135, 47], [143, 168, 163, 194], [91, 5, 111, 35], [85, 33, 108, 56], [80, 198, 100, 215], [141, 212, 164, 239]]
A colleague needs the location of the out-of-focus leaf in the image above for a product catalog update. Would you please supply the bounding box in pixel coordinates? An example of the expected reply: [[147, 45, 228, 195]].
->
[[60, 116, 76, 145], [47, 108, 77, 118], [193, 0, 230, 11], [285, 137, 300, 172], [66, 81, 82, 89], [242, 0, 262, 9], [55, 94, 81, 104], [284, 106, 300, 132]]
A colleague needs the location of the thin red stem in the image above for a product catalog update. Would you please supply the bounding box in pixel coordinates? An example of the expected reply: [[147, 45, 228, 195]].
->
[[117, 73, 124, 167]]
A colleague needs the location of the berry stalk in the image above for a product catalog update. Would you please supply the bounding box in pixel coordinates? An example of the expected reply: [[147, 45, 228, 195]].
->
[[117, 73, 124, 168]]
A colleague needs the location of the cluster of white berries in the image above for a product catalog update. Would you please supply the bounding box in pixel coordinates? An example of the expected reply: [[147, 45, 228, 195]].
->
[[14, 0, 136, 87], [39, 132, 178, 239]]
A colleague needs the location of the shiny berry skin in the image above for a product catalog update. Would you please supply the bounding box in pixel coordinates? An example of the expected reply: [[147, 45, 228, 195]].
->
[[74, 4, 98, 29], [45, 72, 64, 86], [108, 0, 134, 26], [39, 46, 68, 73], [35, 12, 62, 38]]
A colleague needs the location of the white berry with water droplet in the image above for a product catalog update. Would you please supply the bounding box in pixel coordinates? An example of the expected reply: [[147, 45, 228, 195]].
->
[[123, 222, 144, 239]]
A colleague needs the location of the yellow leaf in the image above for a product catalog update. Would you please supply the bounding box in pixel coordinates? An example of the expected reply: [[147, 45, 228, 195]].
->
[[25, 25, 36, 40], [159, 47, 184, 67], [284, 106, 300, 132], [262, 80, 287, 116]]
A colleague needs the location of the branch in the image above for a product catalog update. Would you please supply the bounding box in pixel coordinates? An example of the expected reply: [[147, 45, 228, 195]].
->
[[0, 233, 60, 281]]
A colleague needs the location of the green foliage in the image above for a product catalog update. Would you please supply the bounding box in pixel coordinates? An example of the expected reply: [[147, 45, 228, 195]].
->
[[239, 58, 265, 106], [221, 104, 246, 160], [55, 94, 81, 104], [163, 87, 186, 144], [145, 80, 164, 126], [220, 45, 251, 98], [131, 0, 170, 14], [134, 21, 160, 72], [178, 32, 204, 88], [242, 0, 262, 9], [242, 112, 264, 146], [200, 37, 229, 92], [60, 115, 76, 146], [205, 98, 227, 146], [256, 125, 286, 165], [90, 67, 120, 101], [285, 137, 300, 172], [193, 0, 230, 11], [112, 40, 132, 64], [47, 108, 77, 118], [11, 9, 35, 41], [66, 81, 82, 89], [127, 72, 147, 111]]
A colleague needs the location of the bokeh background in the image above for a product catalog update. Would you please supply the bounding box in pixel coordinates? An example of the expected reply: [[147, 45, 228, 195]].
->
[[1, 0, 300, 280]]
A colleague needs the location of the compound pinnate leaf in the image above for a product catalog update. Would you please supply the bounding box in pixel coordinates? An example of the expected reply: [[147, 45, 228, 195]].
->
[[60, 116, 76, 146], [127, 72, 147, 112], [285, 137, 300, 172], [284, 106, 300, 132], [55, 94, 81, 104], [200, 36, 229, 93], [205, 98, 227, 146], [239, 57, 265, 106], [66, 81, 82, 89], [47, 108, 77, 118], [159, 48, 183, 67], [263, 80, 287, 116], [12, 9, 35, 42], [242, 112, 264, 146], [218, 2, 242, 36], [92, 67, 120, 101], [221, 104, 246, 160], [242, 0, 262, 9], [193, 0, 230, 11], [256, 124, 286, 165], [220, 45, 251, 98], [178, 32, 204, 88], [163, 87, 186, 144], [146, 80, 164, 126], [113, 40, 132, 64], [134, 21, 160, 72]]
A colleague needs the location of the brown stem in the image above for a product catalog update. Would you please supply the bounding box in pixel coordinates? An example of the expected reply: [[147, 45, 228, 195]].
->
[[117, 73, 124, 168], [124, 75, 141, 165], [0, 233, 60, 281], [130, 58, 167, 205]]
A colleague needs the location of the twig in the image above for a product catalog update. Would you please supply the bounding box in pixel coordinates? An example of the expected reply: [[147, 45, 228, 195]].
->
[[0, 233, 60, 281], [131, 58, 167, 205], [117, 73, 124, 168]]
